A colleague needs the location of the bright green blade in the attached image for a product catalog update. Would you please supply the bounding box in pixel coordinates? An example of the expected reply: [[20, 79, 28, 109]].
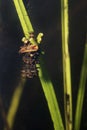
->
[[38, 58, 64, 130], [18, 0, 33, 32], [13, 0, 33, 38]]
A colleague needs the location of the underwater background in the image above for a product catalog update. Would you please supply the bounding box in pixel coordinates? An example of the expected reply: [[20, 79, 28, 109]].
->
[[0, 0, 87, 130]]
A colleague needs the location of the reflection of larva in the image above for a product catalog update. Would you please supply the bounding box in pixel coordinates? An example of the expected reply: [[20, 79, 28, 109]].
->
[[19, 33, 40, 78]]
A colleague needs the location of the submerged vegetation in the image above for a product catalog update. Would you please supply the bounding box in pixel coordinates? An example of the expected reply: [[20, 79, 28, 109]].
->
[[0, 0, 87, 130]]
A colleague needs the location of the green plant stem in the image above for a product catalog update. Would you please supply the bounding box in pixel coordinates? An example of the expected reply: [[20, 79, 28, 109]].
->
[[74, 40, 87, 130], [13, 0, 33, 36], [61, 0, 73, 130], [6, 0, 64, 130]]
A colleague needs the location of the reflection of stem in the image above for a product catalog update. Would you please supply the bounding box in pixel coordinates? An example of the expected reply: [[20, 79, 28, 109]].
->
[[0, 96, 10, 130]]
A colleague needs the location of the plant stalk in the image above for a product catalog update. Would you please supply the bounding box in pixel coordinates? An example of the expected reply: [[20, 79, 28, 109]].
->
[[61, 0, 73, 130]]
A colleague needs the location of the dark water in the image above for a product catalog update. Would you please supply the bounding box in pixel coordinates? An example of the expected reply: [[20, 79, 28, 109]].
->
[[0, 0, 87, 130]]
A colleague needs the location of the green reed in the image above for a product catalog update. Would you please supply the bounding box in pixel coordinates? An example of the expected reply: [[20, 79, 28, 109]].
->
[[6, 0, 64, 130], [4, 1, 87, 130], [61, 0, 73, 129]]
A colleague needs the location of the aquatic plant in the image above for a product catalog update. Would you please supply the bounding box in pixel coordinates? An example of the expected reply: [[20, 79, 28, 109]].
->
[[61, 0, 72, 129], [2, 0, 87, 130], [5, 0, 64, 130]]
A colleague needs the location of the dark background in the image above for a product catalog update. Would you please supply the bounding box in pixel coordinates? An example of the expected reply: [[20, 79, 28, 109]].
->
[[0, 0, 87, 130]]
